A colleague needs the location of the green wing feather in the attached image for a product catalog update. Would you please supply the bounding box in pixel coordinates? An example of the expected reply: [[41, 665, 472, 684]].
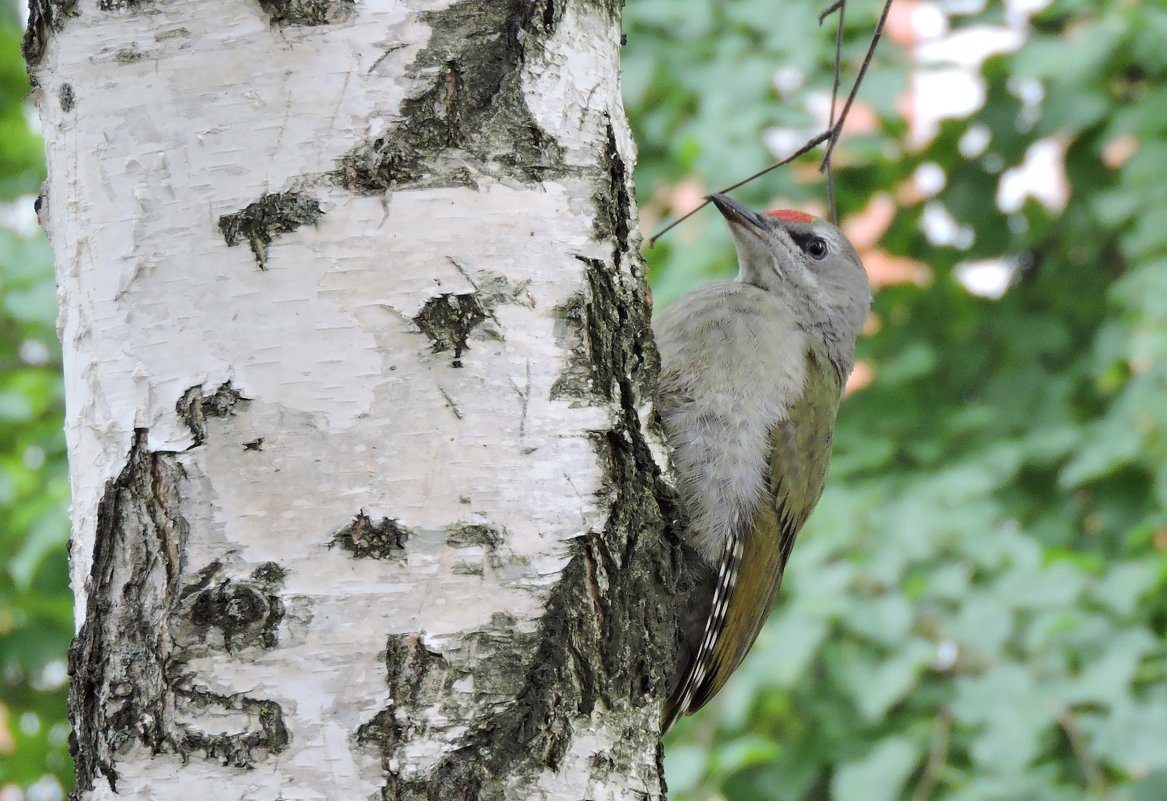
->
[[680, 344, 843, 716]]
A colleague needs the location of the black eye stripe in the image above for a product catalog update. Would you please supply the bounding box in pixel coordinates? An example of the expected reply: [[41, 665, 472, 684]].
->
[[789, 230, 829, 259], [788, 230, 814, 250]]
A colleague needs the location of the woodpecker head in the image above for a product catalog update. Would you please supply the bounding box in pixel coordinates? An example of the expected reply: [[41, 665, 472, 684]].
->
[[709, 193, 871, 375]]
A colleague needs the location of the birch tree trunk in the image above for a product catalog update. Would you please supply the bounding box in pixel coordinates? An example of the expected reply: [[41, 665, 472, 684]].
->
[[26, 1, 677, 798]]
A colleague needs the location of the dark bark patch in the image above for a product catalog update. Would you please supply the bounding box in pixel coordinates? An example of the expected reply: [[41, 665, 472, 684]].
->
[[360, 618, 540, 798], [99, 0, 151, 9], [218, 191, 322, 269], [335, 0, 566, 193], [242, 437, 264, 451], [172, 688, 290, 766], [331, 512, 411, 559], [355, 708, 399, 749], [251, 561, 286, 584], [549, 288, 593, 403], [413, 293, 487, 368], [412, 270, 535, 369], [355, 634, 445, 760], [177, 561, 285, 651], [68, 429, 188, 793], [69, 435, 290, 790], [594, 123, 633, 258], [177, 381, 248, 447], [551, 256, 657, 406], [420, 524, 679, 798], [22, 0, 79, 67], [445, 522, 504, 550], [114, 44, 142, 62], [58, 83, 74, 112], [258, 0, 354, 25]]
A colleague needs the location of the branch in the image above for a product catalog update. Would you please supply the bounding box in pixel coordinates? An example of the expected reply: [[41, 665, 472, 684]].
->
[[818, 0, 894, 171], [908, 709, 951, 801], [1057, 708, 1104, 793], [824, 0, 847, 222], [646, 131, 831, 248], [646, 0, 895, 247], [819, 0, 844, 22]]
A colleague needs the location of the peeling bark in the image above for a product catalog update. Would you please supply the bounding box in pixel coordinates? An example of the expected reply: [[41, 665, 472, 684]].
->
[[176, 382, 248, 447], [331, 512, 412, 559], [69, 432, 290, 792], [33, 0, 678, 798], [218, 192, 323, 269], [258, 0, 355, 26]]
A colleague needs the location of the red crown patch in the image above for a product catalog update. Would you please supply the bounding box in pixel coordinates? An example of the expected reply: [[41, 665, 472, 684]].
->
[[767, 209, 816, 224]]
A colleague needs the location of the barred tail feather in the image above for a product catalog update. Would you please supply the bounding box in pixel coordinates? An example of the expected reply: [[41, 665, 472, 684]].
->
[[663, 528, 743, 730]]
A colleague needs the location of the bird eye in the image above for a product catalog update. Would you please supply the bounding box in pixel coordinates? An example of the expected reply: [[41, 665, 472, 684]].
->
[[804, 237, 829, 260]]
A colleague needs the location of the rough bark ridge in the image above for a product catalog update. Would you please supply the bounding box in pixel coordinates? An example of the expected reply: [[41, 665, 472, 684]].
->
[[68, 430, 184, 792], [337, 0, 569, 192], [22, 0, 77, 66], [69, 430, 290, 792]]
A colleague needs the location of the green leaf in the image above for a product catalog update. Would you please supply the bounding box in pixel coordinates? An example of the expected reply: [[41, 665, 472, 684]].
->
[[859, 640, 934, 721], [1060, 629, 1156, 707], [832, 737, 921, 801], [844, 592, 914, 647], [1084, 700, 1167, 774], [1132, 770, 1167, 801], [1092, 560, 1161, 617], [952, 664, 1052, 774], [663, 744, 708, 794], [712, 734, 780, 776]]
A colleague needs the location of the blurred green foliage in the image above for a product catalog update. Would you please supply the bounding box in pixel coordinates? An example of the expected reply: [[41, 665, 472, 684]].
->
[[629, 1, 1167, 799], [4, 1, 1167, 799], [0, 5, 72, 798]]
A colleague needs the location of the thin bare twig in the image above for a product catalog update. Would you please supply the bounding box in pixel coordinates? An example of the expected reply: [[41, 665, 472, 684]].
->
[[824, 0, 847, 222], [647, 0, 894, 247], [717, 131, 835, 196], [819, 0, 894, 171], [647, 131, 831, 247], [819, 0, 844, 22], [908, 709, 951, 801]]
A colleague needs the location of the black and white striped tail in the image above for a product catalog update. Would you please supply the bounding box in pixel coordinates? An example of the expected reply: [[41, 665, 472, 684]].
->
[[665, 524, 744, 729]]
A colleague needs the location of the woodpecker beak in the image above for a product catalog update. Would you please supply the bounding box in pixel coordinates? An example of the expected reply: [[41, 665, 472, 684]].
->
[[709, 194, 783, 287], [708, 194, 768, 235]]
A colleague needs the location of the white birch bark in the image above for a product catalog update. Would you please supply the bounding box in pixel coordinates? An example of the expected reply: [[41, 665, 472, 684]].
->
[[27, 1, 676, 798]]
